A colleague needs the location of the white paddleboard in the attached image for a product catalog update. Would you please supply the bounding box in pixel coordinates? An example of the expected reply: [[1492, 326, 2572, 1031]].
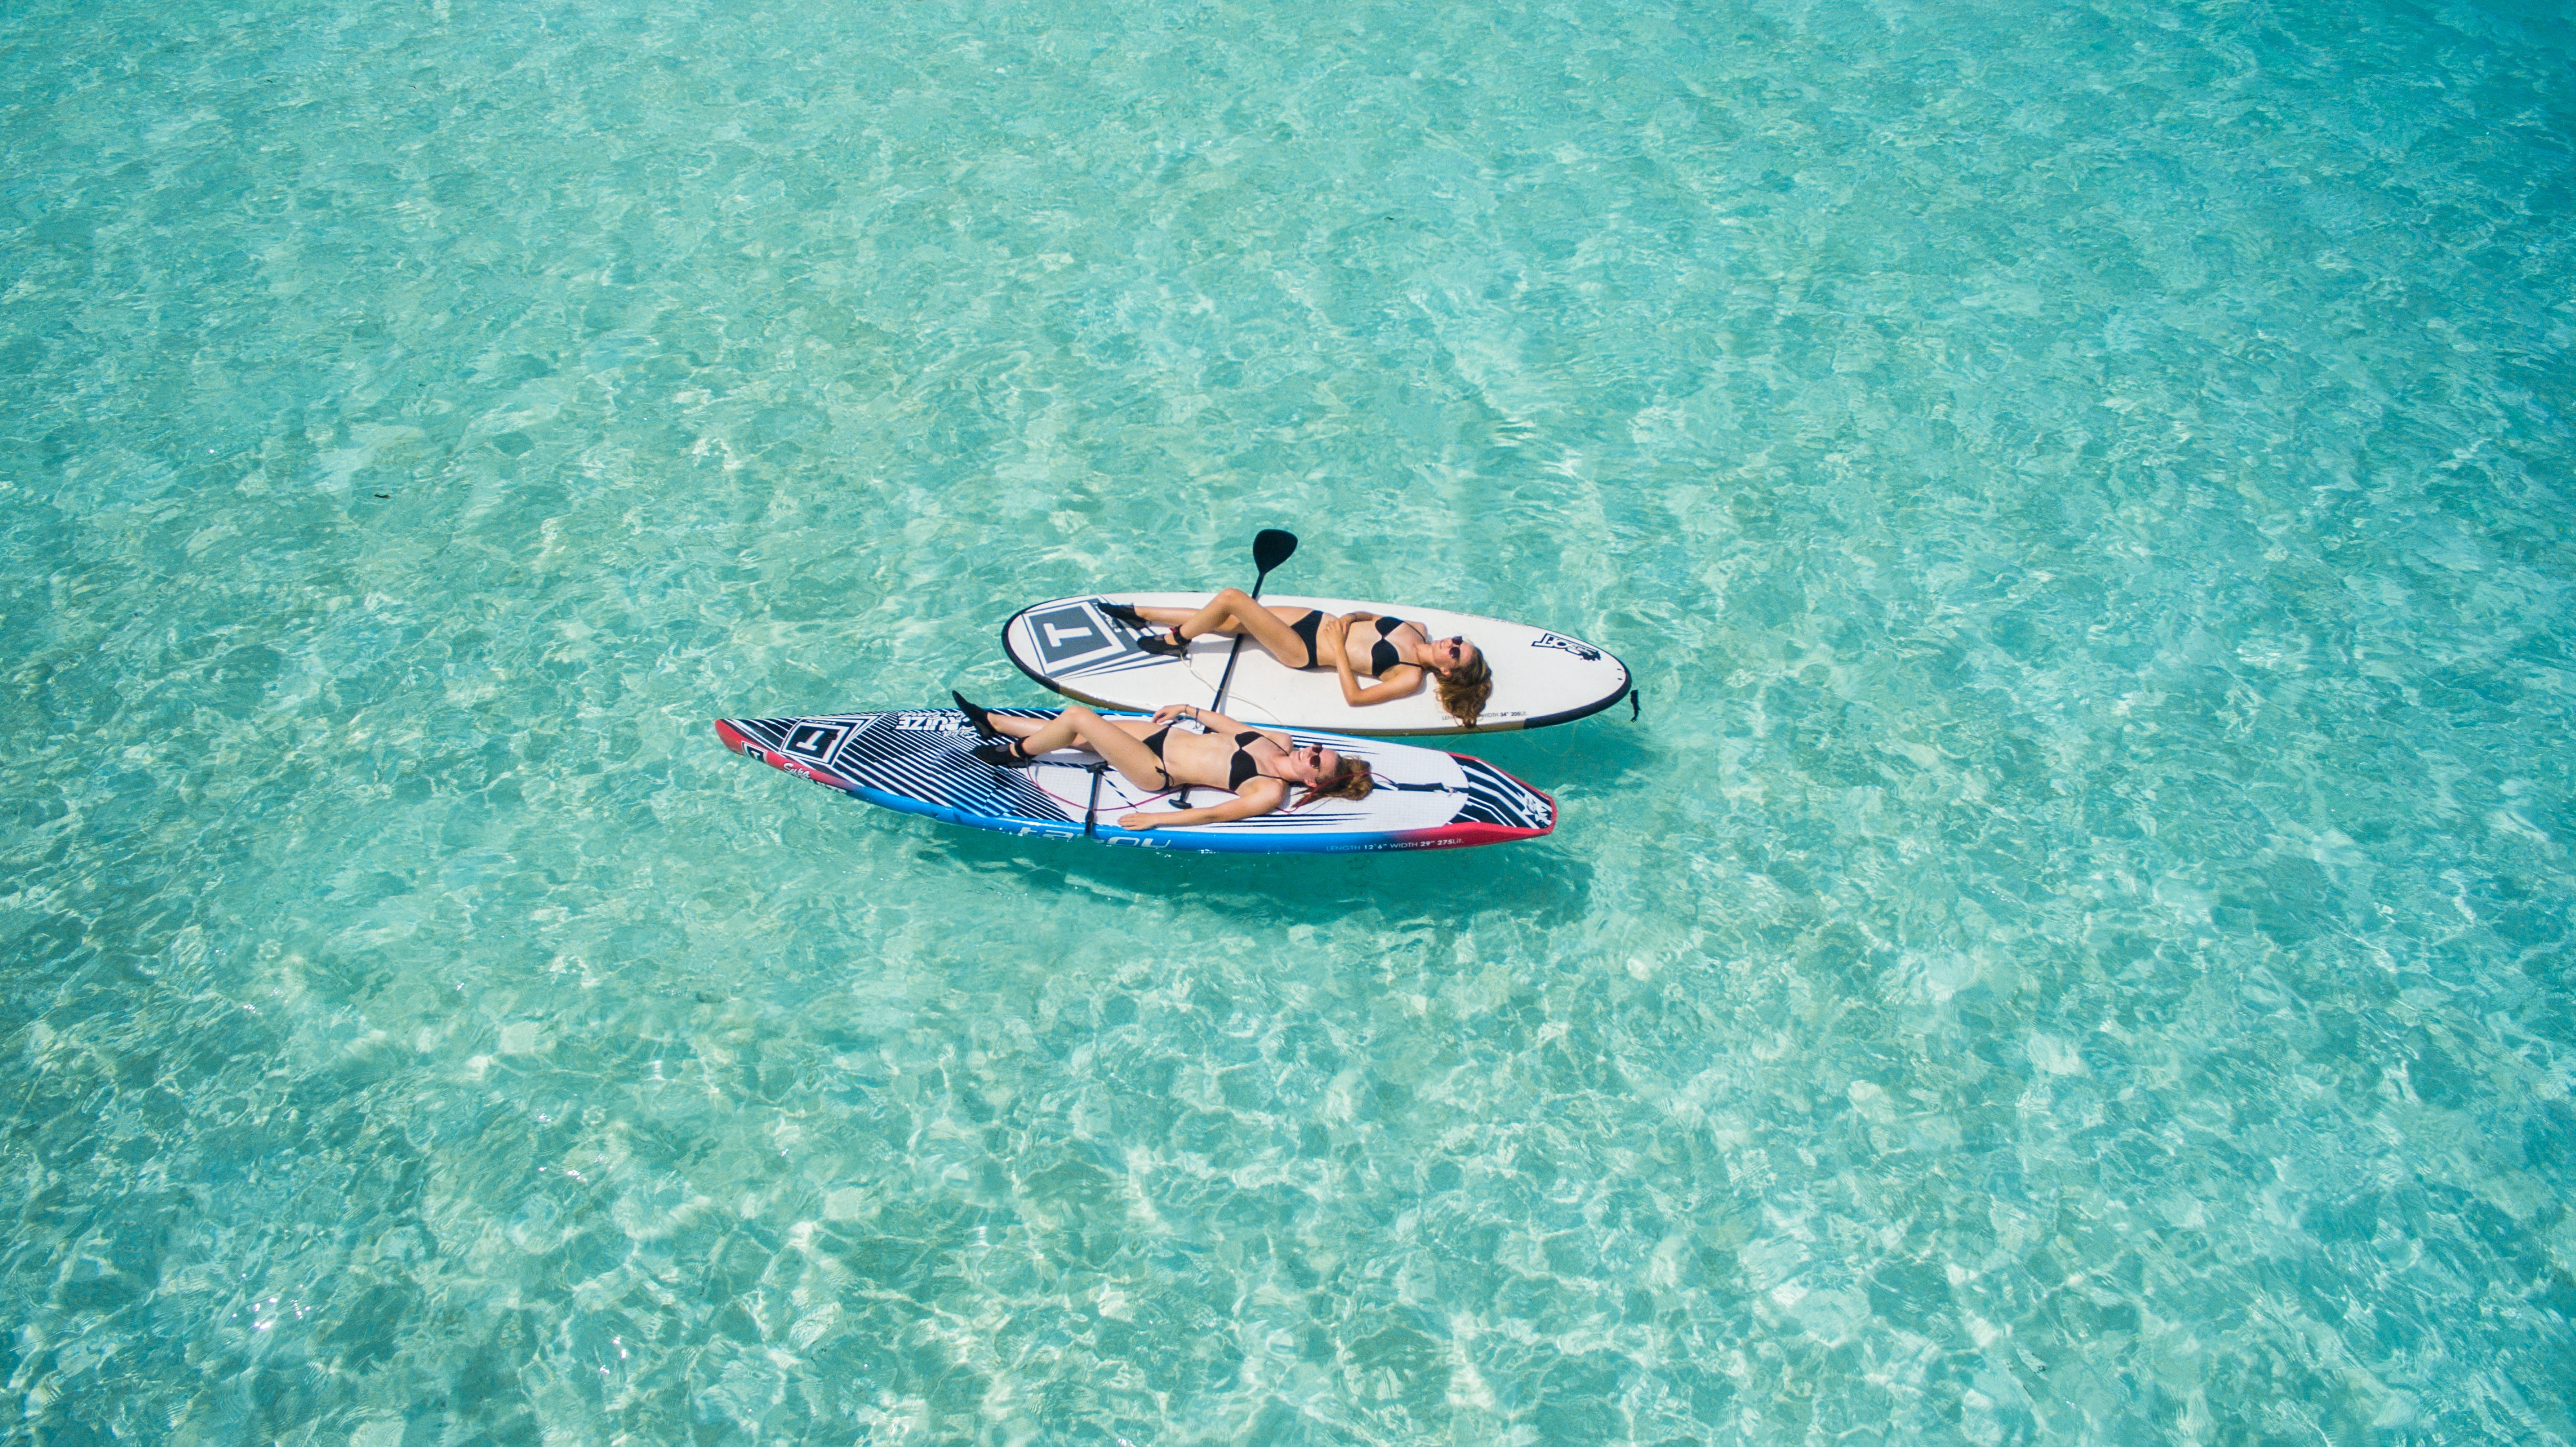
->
[[1001, 594, 1631, 736], [715, 711, 1556, 854]]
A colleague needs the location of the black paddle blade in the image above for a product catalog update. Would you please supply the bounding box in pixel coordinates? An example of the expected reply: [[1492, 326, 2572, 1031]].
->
[[1253, 529, 1298, 574]]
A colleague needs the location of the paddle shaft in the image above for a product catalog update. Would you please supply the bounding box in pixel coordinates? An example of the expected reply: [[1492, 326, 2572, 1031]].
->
[[1205, 574, 1273, 720], [1172, 534, 1294, 808]]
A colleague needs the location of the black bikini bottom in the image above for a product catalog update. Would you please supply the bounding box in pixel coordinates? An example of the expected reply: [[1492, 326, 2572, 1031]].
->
[[1287, 609, 1325, 669]]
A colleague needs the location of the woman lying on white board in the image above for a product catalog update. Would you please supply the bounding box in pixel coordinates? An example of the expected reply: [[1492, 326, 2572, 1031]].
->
[[1100, 590, 1494, 727], [952, 692, 1374, 831]]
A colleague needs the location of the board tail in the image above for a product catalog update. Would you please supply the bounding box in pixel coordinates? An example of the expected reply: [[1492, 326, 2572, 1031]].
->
[[713, 718, 861, 795]]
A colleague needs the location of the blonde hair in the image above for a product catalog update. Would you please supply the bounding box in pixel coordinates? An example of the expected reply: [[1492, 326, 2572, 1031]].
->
[[1293, 757, 1374, 810], [1434, 653, 1493, 728]]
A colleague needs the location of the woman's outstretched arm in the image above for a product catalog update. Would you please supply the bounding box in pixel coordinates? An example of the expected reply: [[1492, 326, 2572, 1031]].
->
[[1120, 780, 1284, 830], [1152, 702, 1290, 749], [1150, 702, 1260, 735]]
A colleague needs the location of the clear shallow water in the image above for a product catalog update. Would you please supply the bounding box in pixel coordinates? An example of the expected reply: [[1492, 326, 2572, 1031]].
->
[[4, 0, 2572, 1440]]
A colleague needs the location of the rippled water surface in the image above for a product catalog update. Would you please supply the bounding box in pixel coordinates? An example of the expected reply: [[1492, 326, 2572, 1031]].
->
[[6, 0, 2573, 1441]]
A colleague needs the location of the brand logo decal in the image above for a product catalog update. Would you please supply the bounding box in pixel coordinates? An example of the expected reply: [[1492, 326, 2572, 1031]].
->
[[1025, 603, 1132, 670], [785, 723, 845, 759], [1530, 632, 1601, 662]]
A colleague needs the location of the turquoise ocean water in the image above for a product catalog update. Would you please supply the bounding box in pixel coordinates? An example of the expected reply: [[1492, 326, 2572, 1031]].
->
[[5, 0, 2573, 1441]]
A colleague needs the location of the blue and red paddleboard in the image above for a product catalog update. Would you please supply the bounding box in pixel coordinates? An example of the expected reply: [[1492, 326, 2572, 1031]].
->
[[714, 709, 1555, 855]]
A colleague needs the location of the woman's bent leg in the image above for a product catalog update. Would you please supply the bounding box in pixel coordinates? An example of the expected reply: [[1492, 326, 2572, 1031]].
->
[[1014, 706, 1171, 791], [1126, 602, 1198, 628], [1167, 587, 1251, 641], [982, 712, 1045, 741], [1162, 588, 1314, 667]]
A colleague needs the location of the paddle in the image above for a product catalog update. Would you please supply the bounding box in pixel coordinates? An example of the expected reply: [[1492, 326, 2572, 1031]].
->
[[1210, 529, 1298, 714], [1171, 529, 1298, 809]]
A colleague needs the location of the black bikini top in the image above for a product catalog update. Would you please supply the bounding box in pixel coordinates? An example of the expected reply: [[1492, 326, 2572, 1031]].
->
[[1369, 616, 1411, 676], [1225, 730, 1269, 791]]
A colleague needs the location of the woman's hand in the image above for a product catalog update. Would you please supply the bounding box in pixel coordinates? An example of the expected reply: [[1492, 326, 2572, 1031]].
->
[[1317, 614, 1349, 660], [1119, 813, 1161, 829], [1151, 703, 1194, 724]]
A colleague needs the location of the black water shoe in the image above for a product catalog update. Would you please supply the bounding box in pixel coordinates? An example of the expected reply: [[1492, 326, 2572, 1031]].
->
[[952, 690, 1004, 740]]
